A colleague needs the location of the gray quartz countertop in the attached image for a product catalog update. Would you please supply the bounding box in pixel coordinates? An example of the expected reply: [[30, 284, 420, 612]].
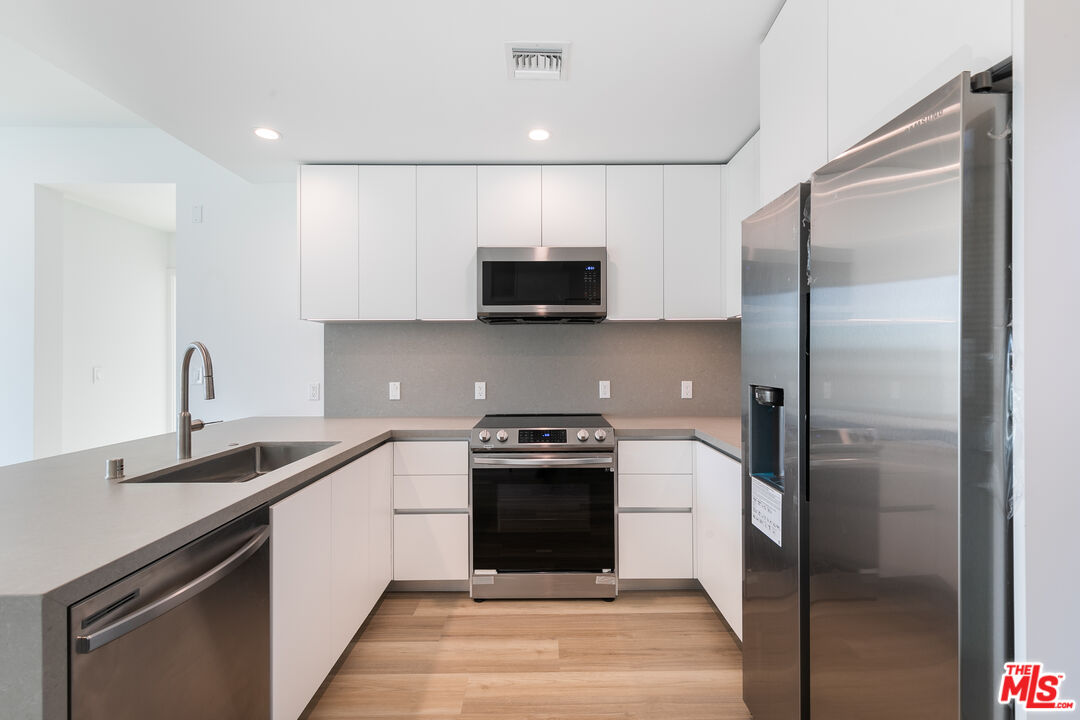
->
[[0, 415, 740, 604]]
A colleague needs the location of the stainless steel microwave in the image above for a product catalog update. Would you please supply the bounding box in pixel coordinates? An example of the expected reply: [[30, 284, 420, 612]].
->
[[477, 246, 607, 323]]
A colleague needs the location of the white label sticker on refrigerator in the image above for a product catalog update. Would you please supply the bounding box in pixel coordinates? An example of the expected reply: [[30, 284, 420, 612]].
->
[[751, 477, 783, 547]]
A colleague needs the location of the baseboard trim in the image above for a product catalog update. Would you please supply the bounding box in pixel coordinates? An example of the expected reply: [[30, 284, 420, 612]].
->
[[388, 579, 470, 592], [618, 578, 702, 591]]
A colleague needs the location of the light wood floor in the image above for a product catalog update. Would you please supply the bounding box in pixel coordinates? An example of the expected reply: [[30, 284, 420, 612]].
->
[[305, 590, 750, 720]]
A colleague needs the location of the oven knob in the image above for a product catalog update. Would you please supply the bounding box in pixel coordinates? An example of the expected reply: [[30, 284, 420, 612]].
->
[[478, 429, 491, 443], [496, 430, 509, 442], [594, 429, 608, 442], [577, 429, 589, 442]]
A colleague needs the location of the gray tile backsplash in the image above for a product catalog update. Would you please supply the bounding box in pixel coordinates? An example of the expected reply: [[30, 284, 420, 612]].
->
[[325, 321, 740, 417]]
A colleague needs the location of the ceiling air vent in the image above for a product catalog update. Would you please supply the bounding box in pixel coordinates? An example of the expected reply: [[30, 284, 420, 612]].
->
[[506, 42, 570, 80]]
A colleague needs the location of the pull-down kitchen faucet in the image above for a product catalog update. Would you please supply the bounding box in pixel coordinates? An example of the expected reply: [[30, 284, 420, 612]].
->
[[178, 341, 215, 459]]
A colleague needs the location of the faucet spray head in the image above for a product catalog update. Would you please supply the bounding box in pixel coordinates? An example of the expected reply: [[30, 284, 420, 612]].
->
[[204, 374, 215, 400]]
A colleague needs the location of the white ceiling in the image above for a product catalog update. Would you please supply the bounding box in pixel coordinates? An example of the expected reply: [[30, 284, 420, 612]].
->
[[0, 34, 149, 127], [0, 1, 784, 182], [48, 183, 177, 232]]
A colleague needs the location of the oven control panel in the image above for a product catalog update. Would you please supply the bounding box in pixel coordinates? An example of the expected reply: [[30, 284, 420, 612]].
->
[[471, 416, 615, 451], [519, 429, 567, 444]]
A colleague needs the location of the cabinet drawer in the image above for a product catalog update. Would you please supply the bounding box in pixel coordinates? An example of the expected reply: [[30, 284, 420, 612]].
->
[[617, 441, 693, 475], [393, 441, 468, 475], [394, 475, 468, 510], [618, 513, 694, 579], [393, 514, 469, 581], [618, 474, 693, 509]]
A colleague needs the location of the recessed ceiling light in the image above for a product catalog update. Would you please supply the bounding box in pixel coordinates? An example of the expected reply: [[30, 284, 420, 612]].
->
[[528, 128, 550, 142], [254, 127, 281, 141]]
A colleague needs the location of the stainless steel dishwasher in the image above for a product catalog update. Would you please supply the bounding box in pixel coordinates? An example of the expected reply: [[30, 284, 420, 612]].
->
[[69, 508, 270, 719]]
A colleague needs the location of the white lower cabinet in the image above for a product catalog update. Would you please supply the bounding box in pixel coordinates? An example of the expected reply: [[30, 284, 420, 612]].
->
[[694, 443, 743, 639], [271, 479, 334, 720], [393, 513, 469, 581], [330, 457, 371, 657], [618, 512, 694, 579], [366, 445, 394, 608], [271, 446, 394, 720]]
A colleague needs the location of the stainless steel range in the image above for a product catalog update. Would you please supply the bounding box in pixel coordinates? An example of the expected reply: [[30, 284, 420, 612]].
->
[[469, 414, 617, 599]]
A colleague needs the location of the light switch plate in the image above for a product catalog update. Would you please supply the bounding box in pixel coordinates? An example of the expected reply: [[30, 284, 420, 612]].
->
[[681, 380, 693, 399], [474, 381, 486, 400], [388, 381, 401, 401], [92, 366, 104, 384], [598, 380, 610, 399]]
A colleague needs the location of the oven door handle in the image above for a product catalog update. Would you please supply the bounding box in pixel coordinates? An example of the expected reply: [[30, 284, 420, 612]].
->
[[473, 456, 613, 468]]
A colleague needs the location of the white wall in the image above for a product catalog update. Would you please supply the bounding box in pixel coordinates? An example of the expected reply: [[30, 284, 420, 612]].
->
[[57, 199, 171, 453], [1012, 0, 1080, 698], [0, 127, 323, 466]]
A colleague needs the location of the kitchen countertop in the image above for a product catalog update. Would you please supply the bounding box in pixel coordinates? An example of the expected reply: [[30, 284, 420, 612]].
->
[[0, 414, 739, 720], [0, 415, 739, 602]]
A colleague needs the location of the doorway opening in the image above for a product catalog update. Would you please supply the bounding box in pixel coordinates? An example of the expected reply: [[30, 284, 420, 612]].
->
[[33, 183, 176, 457]]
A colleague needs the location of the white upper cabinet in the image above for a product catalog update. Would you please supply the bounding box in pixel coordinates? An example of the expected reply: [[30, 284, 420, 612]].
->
[[605, 166, 664, 320], [417, 166, 477, 320], [663, 165, 724, 319], [300, 165, 358, 320], [758, 0, 828, 202], [357, 166, 416, 320], [541, 165, 606, 247], [721, 134, 760, 318], [477, 166, 541, 247], [826, 0, 1011, 157]]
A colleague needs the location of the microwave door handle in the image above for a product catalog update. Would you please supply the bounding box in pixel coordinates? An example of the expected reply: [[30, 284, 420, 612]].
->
[[74, 526, 270, 654]]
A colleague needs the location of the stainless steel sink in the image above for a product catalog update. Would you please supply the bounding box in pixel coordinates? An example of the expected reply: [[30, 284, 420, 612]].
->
[[122, 442, 339, 483]]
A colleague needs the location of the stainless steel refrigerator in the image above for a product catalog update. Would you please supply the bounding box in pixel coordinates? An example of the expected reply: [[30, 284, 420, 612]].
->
[[742, 72, 1011, 720]]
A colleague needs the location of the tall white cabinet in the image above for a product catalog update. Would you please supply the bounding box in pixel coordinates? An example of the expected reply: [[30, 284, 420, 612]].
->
[[417, 166, 478, 320], [663, 165, 725, 319], [605, 166, 664, 320]]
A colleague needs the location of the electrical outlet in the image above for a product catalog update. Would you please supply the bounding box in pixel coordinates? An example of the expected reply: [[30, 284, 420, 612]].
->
[[598, 380, 611, 399], [474, 381, 486, 400], [388, 381, 401, 401], [192, 205, 203, 224], [681, 380, 693, 399], [193, 366, 203, 385], [308, 383, 321, 401]]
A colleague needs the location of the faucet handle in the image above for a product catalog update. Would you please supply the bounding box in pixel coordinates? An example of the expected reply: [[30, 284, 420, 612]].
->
[[190, 419, 222, 432]]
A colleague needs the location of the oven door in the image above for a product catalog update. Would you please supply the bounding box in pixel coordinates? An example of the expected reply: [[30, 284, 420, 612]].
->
[[471, 454, 615, 573]]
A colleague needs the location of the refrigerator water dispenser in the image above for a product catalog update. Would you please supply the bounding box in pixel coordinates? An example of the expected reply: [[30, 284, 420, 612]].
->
[[749, 385, 784, 490]]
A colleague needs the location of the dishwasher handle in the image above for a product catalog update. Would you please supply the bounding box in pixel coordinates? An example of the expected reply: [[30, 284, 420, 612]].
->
[[75, 526, 270, 654]]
